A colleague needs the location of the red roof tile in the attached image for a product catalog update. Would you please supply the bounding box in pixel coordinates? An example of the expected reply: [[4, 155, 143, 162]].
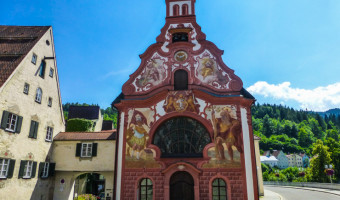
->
[[0, 26, 50, 87], [54, 130, 116, 141]]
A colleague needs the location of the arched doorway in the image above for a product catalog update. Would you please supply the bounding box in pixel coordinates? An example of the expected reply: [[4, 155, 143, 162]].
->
[[74, 173, 105, 199], [170, 171, 194, 200]]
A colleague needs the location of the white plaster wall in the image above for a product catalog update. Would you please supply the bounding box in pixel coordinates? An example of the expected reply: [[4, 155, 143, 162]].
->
[[0, 27, 65, 200], [254, 139, 264, 196], [51, 140, 115, 171]]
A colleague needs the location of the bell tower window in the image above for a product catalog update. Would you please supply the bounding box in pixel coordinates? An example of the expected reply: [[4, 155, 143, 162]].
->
[[182, 4, 189, 15], [172, 32, 188, 43], [173, 5, 180, 16], [174, 69, 188, 90]]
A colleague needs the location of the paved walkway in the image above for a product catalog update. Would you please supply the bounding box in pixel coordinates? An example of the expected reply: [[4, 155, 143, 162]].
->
[[261, 189, 283, 200]]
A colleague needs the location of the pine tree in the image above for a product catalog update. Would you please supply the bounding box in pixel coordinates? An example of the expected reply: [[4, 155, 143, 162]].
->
[[310, 140, 332, 182]]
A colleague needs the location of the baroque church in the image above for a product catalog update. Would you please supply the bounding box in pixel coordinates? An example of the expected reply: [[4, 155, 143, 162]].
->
[[113, 0, 259, 199]]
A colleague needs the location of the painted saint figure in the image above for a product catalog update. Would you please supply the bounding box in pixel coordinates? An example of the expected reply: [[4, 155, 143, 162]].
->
[[126, 111, 149, 160], [211, 107, 243, 161]]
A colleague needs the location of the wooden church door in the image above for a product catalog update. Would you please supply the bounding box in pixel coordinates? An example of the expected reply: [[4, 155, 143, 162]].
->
[[170, 171, 195, 200]]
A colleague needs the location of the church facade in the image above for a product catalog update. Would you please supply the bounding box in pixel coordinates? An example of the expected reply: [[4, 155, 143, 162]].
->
[[113, 0, 259, 200]]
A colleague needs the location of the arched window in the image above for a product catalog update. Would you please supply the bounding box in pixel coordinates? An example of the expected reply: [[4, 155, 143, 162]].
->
[[35, 88, 42, 103], [174, 69, 188, 90], [173, 5, 179, 16], [212, 178, 227, 200], [182, 4, 189, 15], [153, 117, 211, 158], [139, 178, 153, 200]]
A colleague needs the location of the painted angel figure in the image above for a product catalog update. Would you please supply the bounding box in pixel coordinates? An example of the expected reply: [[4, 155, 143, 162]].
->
[[126, 111, 149, 160]]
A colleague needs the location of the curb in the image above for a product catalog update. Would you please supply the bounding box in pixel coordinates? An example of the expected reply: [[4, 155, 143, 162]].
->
[[266, 185, 340, 197]]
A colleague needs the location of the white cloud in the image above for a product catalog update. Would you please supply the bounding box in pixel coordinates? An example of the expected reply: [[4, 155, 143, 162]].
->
[[247, 81, 340, 111]]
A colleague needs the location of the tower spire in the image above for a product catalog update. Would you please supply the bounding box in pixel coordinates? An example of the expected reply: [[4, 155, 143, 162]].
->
[[166, 0, 196, 18]]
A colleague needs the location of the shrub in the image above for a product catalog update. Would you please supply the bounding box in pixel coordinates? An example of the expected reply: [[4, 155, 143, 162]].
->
[[66, 118, 94, 132]]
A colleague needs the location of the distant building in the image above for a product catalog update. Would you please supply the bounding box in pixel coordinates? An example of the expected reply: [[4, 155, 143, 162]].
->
[[299, 153, 310, 168], [0, 26, 65, 200], [68, 106, 103, 131], [263, 150, 289, 169], [287, 154, 303, 168], [260, 156, 278, 167]]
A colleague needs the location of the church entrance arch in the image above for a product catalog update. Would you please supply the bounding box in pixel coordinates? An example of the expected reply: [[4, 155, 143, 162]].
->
[[73, 173, 105, 200], [170, 171, 195, 200]]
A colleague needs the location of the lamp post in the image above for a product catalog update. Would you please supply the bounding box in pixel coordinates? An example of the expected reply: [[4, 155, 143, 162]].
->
[[325, 165, 335, 183]]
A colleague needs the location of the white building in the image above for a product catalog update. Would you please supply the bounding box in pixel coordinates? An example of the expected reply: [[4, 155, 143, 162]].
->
[[263, 150, 289, 169], [260, 156, 278, 167]]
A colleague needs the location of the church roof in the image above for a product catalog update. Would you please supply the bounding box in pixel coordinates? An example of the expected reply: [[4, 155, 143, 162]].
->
[[68, 106, 101, 120], [54, 130, 116, 141], [0, 25, 50, 88]]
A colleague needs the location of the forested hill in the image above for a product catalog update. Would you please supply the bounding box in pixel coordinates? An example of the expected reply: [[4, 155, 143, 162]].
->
[[251, 103, 340, 156]]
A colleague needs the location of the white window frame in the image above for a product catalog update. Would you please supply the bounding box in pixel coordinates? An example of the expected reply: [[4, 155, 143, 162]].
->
[[41, 162, 49, 178], [0, 158, 10, 178], [46, 127, 53, 142], [31, 53, 37, 65], [48, 97, 52, 107], [23, 83, 30, 94], [23, 161, 33, 179], [6, 113, 18, 132], [35, 88, 42, 103], [81, 143, 93, 157]]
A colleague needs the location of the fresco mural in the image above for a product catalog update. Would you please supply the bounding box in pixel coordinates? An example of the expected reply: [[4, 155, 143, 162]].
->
[[163, 91, 200, 113], [195, 52, 231, 90], [203, 105, 243, 168], [134, 56, 167, 92], [125, 109, 161, 168]]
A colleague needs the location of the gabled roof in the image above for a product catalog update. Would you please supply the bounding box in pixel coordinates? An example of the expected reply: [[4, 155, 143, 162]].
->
[[54, 130, 116, 141], [68, 106, 100, 120], [0, 26, 50, 88]]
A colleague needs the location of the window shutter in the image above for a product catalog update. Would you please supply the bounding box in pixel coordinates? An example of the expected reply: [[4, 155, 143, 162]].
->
[[1, 111, 9, 129], [18, 160, 26, 178], [29, 121, 35, 138], [76, 143, 81, 157], [92, 143, 98, 157], [7, 159, 16, 178], [33, 122, 39, 139], [31, 162, 37, 178], [49, 163, 56, 177], [38, 162, 44, 178], [15, 116, 23, 133]]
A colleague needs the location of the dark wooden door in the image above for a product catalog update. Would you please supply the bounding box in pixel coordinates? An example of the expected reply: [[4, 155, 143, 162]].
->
[[170, 171, 194, 200]]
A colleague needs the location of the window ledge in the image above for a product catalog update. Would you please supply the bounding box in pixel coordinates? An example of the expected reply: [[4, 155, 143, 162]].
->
[[4, 128, 15, 133]]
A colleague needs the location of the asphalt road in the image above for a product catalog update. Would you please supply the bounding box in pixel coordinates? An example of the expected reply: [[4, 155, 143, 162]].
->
[[264, 186, 340, 200]]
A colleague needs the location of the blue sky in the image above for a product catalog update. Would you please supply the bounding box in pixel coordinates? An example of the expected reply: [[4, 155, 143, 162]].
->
[[1, 0, 340, 111]]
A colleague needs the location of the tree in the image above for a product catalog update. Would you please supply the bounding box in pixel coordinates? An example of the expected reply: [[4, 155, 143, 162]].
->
[[298, 127, 314, 148], [310, 140, 332, 182]]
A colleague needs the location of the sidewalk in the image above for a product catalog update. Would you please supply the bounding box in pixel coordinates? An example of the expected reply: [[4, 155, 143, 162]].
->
[[278, 185, 340, 196], [261, 189, 283, 200]]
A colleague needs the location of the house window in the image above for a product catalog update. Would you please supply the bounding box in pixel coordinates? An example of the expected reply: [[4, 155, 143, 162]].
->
[[23, 83, 30, 94], [28, 120, 39, 139], [48, 97, 52, 107], [81, 143, 92, 157], [49, 68, 54, 78], [1, 111, 23, 133], [39, 60, 46, 78], [23, 161, 33, 178], [31, 53, 37, 65], [212, 178, 227, 200], [41, 163, 49, 178], [6, 113, 18, 132], [46, 127, 53, 142], [0, 158, 10, 178], [76, 143, 98, 158], [35, 88, 42, 103], [139, 178, 153, 200]]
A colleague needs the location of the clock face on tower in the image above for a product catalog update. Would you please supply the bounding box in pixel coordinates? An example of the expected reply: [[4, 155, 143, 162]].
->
[[174, 50, 188, 62]]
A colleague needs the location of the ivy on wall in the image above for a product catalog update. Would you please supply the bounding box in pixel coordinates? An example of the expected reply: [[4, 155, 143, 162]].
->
[[66, 118, 94, 132]]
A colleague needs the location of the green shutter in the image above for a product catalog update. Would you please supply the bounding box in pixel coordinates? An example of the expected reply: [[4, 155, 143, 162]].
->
[[29, 121, 35, 138], [49, 163, 56, 177], [38, 162, 44, 178], [33, 122, 39, 139], [92, 143, 98, 157], [7, 159, 16, 178], [76, 143, 81, 157], [1, 111, 9, 129], [31, 162, 37, 178], [15, 116, 23, 133], [18, 160, 26, 178]]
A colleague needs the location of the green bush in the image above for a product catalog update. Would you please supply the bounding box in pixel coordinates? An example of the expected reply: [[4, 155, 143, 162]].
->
[[74, 194, 98, 200], [66, 118, 94, 132]]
